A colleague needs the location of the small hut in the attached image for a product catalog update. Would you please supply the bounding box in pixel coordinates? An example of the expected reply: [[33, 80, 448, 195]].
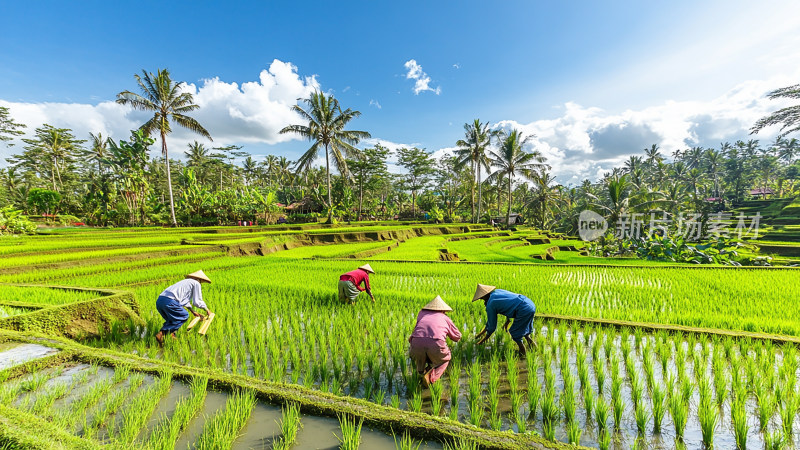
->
[[749, 188, 774, 199]]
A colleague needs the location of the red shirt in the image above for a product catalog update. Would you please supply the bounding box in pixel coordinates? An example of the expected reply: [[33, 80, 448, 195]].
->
[[340, 269, 371, 291]]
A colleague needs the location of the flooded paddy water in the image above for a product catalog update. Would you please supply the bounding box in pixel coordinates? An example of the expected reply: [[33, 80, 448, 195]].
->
[[0, 341, 443, 449]]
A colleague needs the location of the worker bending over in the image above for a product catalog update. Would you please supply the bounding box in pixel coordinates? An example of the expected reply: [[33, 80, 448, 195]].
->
[[408, 295, 462, 387], [155, 270, 212, 345], [338, 264, 375, 304], [473, 283, 536, 355]]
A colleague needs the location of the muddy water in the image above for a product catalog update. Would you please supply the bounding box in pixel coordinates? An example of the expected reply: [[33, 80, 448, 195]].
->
[[292, 414, 442, 450], [175, 389, 229, 449], [0, 343, 59, 369], [140, 379, 192, 438], [230, 395, 444, 450], [50, 364, 114, 410], [232, 401, 282, 449]]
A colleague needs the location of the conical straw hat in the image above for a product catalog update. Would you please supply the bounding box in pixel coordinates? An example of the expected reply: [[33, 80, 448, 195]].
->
[[422, 295, 452, 312], [186, 270, 211, 283], [358, 264, 375, 274], [472, 283, 496, 301]]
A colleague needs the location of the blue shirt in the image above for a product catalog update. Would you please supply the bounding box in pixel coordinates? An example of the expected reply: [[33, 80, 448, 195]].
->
[[484, 289, 535, 334]]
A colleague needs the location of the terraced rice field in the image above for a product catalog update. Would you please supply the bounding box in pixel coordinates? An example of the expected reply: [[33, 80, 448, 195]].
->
[[0, 224, 798, 449]]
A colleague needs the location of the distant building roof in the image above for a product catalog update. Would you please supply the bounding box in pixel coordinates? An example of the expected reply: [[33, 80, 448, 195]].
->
[[749, 188, 774, 195]]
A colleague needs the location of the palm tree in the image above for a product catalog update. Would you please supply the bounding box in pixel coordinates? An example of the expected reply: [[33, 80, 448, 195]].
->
[[531, 169, 558, 229], [488, 129, 548, 227], [242, 156, 258, 186], [454, 119, 492, 223], [117, 69, 212, 226], [280, 91, 370, 223], [589, 174, 630, 228], [85, 132, 109, 175], [751, 83, 800, 138], [704, 149, 723, 198], [644, 144, 663, 166]]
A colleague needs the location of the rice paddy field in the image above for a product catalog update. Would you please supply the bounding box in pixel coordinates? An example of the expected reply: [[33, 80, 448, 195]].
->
[[0, 223, 799, 449]]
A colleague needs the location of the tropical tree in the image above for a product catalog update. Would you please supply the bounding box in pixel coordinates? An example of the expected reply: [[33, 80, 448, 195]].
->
[[751, 83, 800, 137], [397, 147, 435, 218], [589, 174, 631, 228], [103, 130, 154, 225], [17, 125, 85, 192], [348, 145, 390, 220], [454, 119, 493, 223], [488, 129, 548, 227], [0, 106, 26, 145], [280, 91, 370, 223], [116, 68, 212, 226]]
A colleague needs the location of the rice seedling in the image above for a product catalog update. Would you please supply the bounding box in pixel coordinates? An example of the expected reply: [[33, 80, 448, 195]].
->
[[196, 389, 256, 450], [650, 384, 666, 434], [631, 375, 645, 410], [594, 394, 609, 434], [112, 373, 173, 445], [26, 381, 69, 416], [593, 354, 606, 395], [583, 385, 595, 420], [668, 386, 688, 441], [566, 418, 581, 446], [540, 381, 558, 425], [561, 373, 576, 424], [779, 392, 797, 437], [467, 361, 482, 426], [429, 380, 444, 416], [634, 400, 649, 436], [273, 402, 302, 450], [393, 429, 422, 450], [764, 429, 785, 450], [697, 395, 718, 449], [597, 429, 611, 450], [757, 390, 776, 432], [442, 436, 480, 450], [335, 414, 364, 450], [613, 397, 625, 430], [731, 397, 748, 450], [487, 355, 500, 428], [526, 362, 540, 420], [408, 388, 422, 413], [142, 376, 208, 450], [542, 417, 555, 441], [82, 372, 145, 439]]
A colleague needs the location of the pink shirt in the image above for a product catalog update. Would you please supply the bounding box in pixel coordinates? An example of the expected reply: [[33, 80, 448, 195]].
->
[[409, 310, 462, 343], [340, 269, 371, 291]]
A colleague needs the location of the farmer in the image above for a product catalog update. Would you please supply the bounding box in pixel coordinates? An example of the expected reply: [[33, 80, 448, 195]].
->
[[155, 270, 212, 345], [338, 264, 375, 304], [473, 284, 536, 354], [408, 295, 462, 387]]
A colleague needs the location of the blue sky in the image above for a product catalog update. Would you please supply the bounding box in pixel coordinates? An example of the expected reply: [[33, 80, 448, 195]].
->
[[2, 0, 800, 184]]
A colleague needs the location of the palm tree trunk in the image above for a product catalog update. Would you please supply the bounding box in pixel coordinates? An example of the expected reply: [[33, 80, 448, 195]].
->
[[477, 164, 483, 224], [412, 189, 416, 218], [162, 132, 178, 227], [358, 175, 364, 221], [506, 173, 513, 228], [470, 160, 476, 223], [325, 144, 332, 223]]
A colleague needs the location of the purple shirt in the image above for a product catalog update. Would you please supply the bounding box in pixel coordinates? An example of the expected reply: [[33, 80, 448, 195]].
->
[[409, 310, 462, 343]]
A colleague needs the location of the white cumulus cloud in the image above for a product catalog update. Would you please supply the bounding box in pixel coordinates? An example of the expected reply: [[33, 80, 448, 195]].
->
[[492, 75, 799, 185], [403, 60, 441, 95], [0, 59, 319, 161]]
